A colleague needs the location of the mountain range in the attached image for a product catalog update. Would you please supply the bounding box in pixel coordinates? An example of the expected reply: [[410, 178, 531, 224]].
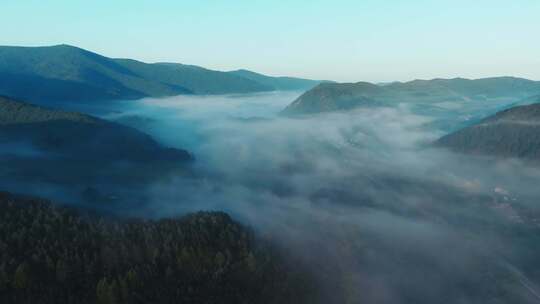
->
[[228, 69, 328, 91], [282, 77, 540, 115], [437, 101, 540, 160], [0, 45, 323, 104]]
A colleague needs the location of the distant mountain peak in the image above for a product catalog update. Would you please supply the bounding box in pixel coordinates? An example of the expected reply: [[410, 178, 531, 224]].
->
[[282, 77, 540, 115], [0, 44, 324, 104]]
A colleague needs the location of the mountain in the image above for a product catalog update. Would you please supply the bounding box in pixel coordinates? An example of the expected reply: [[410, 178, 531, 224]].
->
[[0, 191, 315, 304], [282, 77, 540, 115], [0, 95, 194, 204], [228, 69, 325, 91], [0, 45, 274, 103], [436, 102, 540, 160], [282, 82, 385, 115], [114, 60, 272, 95], [0, 95, 192, 162]]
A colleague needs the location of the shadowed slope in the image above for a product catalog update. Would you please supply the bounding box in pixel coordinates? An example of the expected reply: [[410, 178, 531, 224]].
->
[[0, 191, 316, 304], [282, 77, 540, 115], [437, 102, 540, 160], [0, 95, 192, 162]]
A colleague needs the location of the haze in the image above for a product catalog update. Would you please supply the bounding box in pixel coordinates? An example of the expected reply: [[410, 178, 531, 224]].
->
[[51, 92, 540, 303]]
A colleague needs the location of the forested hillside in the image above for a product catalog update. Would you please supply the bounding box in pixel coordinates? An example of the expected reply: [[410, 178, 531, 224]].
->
[[0, 192, 315, 304], [437, 102, 540, 160], [282, 77, 540, 115], [228, 69, 324, 91], [0, 95, 192, 162], [0, 45, 322, 104]]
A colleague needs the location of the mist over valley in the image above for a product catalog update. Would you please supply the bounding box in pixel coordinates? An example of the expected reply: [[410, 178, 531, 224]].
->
[[1, 3, 540, 300], [3, 85, 540, 302]]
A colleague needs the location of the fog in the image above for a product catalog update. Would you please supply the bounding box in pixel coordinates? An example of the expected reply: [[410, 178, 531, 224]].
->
[[68, 91, 537, 303], [7, 91, 540, 303]]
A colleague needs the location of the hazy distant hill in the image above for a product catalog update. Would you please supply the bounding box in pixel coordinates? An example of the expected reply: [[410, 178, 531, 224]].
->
[[0, 45, 320, 104], [0, 95, 191, 162], [282, 77, 540, 115], [228, 69, 325, 91], [0, 95, 195, 205], [282, 82, 385, 115], [0, 45, 184, 102], [436, 102, 540, 160], [115, 60, 272, 95]]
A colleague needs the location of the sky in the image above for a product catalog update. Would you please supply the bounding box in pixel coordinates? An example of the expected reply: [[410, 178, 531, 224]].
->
[[1, 0, 539, 82]]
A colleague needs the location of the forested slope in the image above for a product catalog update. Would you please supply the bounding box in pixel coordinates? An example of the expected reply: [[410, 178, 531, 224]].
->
[[0, 192, 315, 304]]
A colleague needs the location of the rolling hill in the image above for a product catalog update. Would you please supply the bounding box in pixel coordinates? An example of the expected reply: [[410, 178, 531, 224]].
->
[[282, 77, 540, 115], [0, 95, 195, 205], [0, 45, 322, 104], [436, 102, 540, 160], [282, 82, 385, 115], [228, 69, 325, 91], [0, 95, 192, 162]]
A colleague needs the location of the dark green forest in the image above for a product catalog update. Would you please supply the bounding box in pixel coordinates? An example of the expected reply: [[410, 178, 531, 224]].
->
[[0, 192, 316, 304]]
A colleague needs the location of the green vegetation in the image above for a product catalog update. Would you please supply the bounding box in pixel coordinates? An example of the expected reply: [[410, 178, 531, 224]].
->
[[0, 95, 98, 125], [228, 69, 325, 91], [0, 96, 193, 205], [282, 82, 384, 115], [282, 77, 540, 115], [0, 192, 315, 304], [115, 60, 272, 95], [0, 45, 322, 103], [437, 102, 540, 160], [0, 96, 192, 162]]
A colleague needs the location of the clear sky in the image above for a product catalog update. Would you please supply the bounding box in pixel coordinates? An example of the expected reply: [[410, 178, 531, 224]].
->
[[1, 0, 539, 82]]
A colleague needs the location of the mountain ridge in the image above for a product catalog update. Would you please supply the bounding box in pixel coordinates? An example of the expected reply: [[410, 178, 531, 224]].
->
[[228, 69, 326, 91], [0, 95, 192, 162], [0, 44, 322, 104], [436, 102, 540, 160], [282, 77, 540, 115]]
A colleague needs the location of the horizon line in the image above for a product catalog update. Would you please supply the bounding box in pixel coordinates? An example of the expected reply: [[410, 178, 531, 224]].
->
[[1, 43, 539, 83]]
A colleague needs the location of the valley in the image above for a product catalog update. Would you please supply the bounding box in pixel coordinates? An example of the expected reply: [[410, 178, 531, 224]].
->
[[1, 46, 540, 304]]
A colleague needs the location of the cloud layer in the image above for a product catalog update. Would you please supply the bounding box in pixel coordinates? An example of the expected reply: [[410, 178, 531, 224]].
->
[[98, 92, 540, 303], [2, 91, 539, 303]]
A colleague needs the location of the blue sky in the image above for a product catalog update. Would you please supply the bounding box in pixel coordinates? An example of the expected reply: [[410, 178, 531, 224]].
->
[[1, 0, 539, 82]]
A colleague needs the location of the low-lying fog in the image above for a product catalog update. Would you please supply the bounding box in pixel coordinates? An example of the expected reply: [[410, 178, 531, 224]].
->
[[22, 92, 540, 302]]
